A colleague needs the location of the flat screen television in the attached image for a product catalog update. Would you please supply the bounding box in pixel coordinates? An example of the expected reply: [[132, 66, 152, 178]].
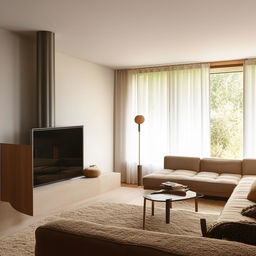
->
[[32, 126, 83, 187]]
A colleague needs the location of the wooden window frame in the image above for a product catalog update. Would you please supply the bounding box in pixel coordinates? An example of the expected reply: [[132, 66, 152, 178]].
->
[[210, 60, 244, 69]]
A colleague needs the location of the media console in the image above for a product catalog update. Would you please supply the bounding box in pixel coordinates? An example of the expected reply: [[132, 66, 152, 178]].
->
[[0, 143, 121, 217]]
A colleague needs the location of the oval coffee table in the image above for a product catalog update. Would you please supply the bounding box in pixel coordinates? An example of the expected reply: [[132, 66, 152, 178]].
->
[[143, 190, 203, 229]]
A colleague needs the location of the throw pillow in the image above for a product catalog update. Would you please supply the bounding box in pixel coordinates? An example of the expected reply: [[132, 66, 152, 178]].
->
[[241, 205, 256, 219], [206, 221, 256, 245], [247, 180, 256, 202]]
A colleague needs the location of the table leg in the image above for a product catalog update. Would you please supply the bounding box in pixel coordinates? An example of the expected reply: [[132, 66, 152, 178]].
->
[[166, 199, 172, 224], [152, 201, 154, 216], [143, 198, 146, 229], [195, 193, 198, 212]]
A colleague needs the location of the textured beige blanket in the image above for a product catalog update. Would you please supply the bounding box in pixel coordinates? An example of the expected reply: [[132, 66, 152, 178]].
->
[[41, 219, 256, 256]]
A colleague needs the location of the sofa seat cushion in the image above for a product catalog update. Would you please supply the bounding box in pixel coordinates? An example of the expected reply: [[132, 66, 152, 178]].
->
[[143, 170, 240, 197], [151, 169, 174, 175], [195, 171, 219, 179], [217, 173, 241, 183], [243, 175, 256, 178], [191, 172, 241, 183], [171, 169, 197, 177], [143, 170, 174, 182], [217, 177, 256, 223], [185, 177, 238, 198], [143, 170, 197, 189]]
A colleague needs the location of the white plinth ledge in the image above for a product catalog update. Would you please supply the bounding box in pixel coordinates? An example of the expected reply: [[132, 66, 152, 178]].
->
[[34, 172, 121, 216]]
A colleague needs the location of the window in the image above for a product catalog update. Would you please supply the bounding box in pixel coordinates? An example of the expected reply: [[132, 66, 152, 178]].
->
[[210, 66, 243, 159]]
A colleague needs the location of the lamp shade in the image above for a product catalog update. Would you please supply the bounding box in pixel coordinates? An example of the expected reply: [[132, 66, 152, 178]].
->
[[134, 115, 145, 124]]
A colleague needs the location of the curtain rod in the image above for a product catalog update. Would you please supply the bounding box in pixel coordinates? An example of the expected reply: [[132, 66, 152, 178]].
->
[[116, 59, 248, 72]]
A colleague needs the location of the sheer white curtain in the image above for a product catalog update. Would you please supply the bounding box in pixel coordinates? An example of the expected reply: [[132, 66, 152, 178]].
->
[[244, 59, 256, 157], [169, 65, 210, 156], [115, 64, 210, 184]]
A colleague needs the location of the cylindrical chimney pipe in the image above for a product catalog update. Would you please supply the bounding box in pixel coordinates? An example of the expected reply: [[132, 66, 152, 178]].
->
[[37, 31, 55, 128]]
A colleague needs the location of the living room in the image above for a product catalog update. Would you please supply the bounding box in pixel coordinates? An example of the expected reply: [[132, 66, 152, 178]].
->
[[0, 0, 256, 255]]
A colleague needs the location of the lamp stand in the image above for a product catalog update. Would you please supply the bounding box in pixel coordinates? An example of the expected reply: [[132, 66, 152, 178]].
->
[[137, 165, 142, 186], [137, 123, 143, 186]]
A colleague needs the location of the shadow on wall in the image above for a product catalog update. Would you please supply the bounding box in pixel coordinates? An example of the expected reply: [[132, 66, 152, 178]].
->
[[0, 29, 37, 145], [18, 34, 37, 144]]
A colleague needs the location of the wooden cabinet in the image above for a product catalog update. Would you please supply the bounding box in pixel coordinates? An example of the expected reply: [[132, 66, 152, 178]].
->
[[0, 143, 33, 216]]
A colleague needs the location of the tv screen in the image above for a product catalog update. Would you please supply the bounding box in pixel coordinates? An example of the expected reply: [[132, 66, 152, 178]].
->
[[32, 126, 83, 187]]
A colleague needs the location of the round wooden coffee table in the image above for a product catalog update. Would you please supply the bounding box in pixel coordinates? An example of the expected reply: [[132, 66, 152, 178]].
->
[[142, 190, 203, 229]]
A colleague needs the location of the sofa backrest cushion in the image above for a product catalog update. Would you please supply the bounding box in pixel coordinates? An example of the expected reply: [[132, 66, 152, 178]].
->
[[164, 156, 200, 172], [243, 159, 256, 175], [200, 158, 242, 174]]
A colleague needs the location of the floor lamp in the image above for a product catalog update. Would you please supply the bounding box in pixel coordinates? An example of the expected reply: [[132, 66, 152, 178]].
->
[[134, 115, 145, 186]]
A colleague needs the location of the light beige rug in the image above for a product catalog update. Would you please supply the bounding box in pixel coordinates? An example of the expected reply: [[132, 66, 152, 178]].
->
[[0, 202, 218, 256], [59, 202, 218, 235]]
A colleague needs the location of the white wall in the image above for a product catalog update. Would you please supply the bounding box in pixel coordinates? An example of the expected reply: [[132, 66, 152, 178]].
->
[[55, 52, 114, 172], [0, 28, 37, 144]]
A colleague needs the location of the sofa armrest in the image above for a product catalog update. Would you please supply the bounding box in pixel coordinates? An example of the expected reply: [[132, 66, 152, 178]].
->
[[35, 219, 256, 256]]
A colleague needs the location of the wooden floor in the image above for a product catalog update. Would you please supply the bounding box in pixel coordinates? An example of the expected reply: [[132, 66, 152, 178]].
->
[[121, 183, 143, 188]]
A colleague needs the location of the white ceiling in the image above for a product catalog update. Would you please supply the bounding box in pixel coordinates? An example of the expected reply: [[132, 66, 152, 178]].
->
[[0, 0, 256, 69]]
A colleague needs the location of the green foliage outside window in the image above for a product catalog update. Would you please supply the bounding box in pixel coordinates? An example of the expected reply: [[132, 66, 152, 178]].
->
[[210, 72, 243, 159]]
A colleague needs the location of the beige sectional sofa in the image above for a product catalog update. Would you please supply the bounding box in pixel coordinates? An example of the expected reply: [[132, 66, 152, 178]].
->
[[143, 156, 255, 197], [35, 156, 256, 255]]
